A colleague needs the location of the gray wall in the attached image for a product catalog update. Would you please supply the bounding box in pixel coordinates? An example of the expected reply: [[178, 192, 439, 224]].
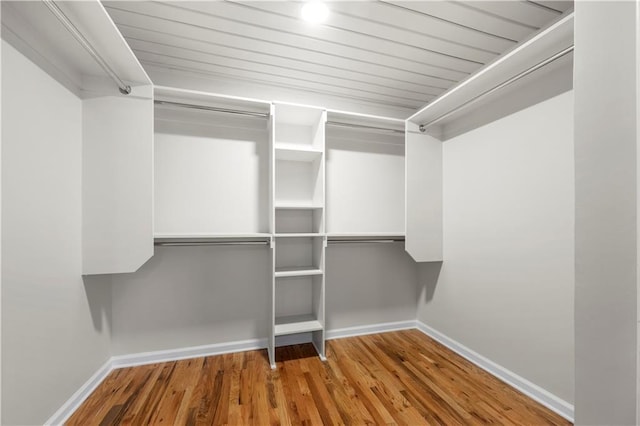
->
[[111, 244, 418, 355], [1, 41, 112, 425], [111, 245, 271, 355], [574, 2, 638, 424], [417, 91, 575, 404], [326, 243, 418, 330]]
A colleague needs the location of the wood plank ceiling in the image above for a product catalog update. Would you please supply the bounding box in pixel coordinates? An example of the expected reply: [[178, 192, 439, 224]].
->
[[104, 1, 573, 114]]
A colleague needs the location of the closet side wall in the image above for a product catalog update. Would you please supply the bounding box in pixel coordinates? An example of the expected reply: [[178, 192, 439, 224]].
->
[[417, 91, 574, 404], [1, 42, 112, 425]]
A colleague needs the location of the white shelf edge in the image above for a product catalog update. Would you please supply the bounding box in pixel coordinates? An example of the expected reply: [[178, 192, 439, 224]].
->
[[274, 204, 324, 210], [154, 233, 272, 239], [275, 266, 323, 278], [274, 233, 325, 238], [274, 146, 323, 162], [327, 232, 405, 238], [154, 85, 271, 106], [274, 144, 323, 153], [274, 315, 323, 336]]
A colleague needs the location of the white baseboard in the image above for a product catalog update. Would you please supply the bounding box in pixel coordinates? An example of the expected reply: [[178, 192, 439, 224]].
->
[[47, 320, 572, 425], [326, 319, 416, 340], [111, 337, 267, 369], [44, 359, 112, 426], [415, 320, 574, 422]]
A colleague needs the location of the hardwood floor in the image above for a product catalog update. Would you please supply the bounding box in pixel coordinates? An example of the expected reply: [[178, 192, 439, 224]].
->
[[67, 330, 571, 425]]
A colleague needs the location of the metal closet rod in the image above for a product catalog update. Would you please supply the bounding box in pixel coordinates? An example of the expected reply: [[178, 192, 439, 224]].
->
[[328, 238, 405, 244], [326, 121, 405, 135], [418, 45, 574, 132], [42, 0, 132, 95], [154, 100, 270, 118]]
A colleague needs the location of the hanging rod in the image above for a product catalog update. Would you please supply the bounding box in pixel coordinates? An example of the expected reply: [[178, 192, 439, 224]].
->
[[418, 45, 574, 132], [326, 121, 405, 134], [42, 0, 132, 95], [328, 236, 405, 244], [155, 241, 269, 247], [154, 100, 270, 118]]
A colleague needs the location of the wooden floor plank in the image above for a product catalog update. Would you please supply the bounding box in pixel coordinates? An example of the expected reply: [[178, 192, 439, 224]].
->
[[66, 330, 572, 426]]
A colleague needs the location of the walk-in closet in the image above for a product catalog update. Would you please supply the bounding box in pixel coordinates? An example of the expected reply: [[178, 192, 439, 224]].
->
[[1, 1, 636, 425]]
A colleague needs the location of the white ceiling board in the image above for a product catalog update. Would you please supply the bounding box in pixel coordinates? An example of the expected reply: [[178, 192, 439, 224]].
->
[[119, 27, 444, 97], [234, 1, 499, 63], [528, 1, 574, 13], [127, 39, 434, 104], [104, 0, 572, 115], [326, 1, 515, 53], [385, 1, 538, 41], [137, 51, 429, 110], [460, 1, 567, 27], [190, 1, 485, 71], [105, 2, 470, 81], [105, 6, 459, 88]]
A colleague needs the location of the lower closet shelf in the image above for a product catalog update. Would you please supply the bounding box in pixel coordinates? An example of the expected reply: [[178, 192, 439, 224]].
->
[[274, 314, 323, 336]]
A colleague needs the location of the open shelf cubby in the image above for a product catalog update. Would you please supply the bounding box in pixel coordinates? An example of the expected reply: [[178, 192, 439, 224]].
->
[[275, 236, 324, 272], [275, 208, 324, 234], [274, 103, 325, 150], [275, 156, 324, 207], [274, 275, 324, 337]]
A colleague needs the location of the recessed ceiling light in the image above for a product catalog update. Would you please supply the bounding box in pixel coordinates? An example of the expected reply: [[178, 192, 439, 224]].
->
[[301, 1, 329, 24]]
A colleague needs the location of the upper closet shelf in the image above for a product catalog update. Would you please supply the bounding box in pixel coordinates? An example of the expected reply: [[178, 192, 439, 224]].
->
[[154, 234, 272, 246], [408, 12, 574, 141], [2, 0, 151, 97], [155, 86, 271, 118]]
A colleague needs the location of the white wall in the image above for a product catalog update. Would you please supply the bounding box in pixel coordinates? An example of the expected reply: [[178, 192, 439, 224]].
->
[[417, 91, 574, 404], [573, 2, 638, 424], [1, 41, 112, 425], [154, 108, 269, 235], [111, 244, 418, 355], [326, 127, 404, 234]]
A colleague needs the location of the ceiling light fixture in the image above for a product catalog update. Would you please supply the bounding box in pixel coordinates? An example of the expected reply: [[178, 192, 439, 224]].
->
[[301, 1, 329, 24]]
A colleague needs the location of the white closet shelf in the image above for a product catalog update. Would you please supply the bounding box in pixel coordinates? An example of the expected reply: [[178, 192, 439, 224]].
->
[[274, 233, 325, 238], [327, 232, 405, 238], [154, 233, 271, 239], [275, 266, 323, 278], [274, 315, 323, 336], [274, 203, 323, 210], [275, 146, 323, 162]]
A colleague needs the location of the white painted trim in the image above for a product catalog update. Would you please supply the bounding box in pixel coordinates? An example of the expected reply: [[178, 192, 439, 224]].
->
[[44, 359, 112, 426], [327, 320, 416, 340], [111, 337, 267, 369], [46, 320, 573, 424], [154, 85, 271, 106], [415, 321, 574, 422]]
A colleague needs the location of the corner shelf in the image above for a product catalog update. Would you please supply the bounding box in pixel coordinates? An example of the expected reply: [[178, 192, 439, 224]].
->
[[274, 314, 323, 336]]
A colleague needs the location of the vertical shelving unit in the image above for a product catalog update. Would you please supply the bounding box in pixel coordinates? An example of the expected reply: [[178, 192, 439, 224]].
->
[[268, 103, 327, 368]]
